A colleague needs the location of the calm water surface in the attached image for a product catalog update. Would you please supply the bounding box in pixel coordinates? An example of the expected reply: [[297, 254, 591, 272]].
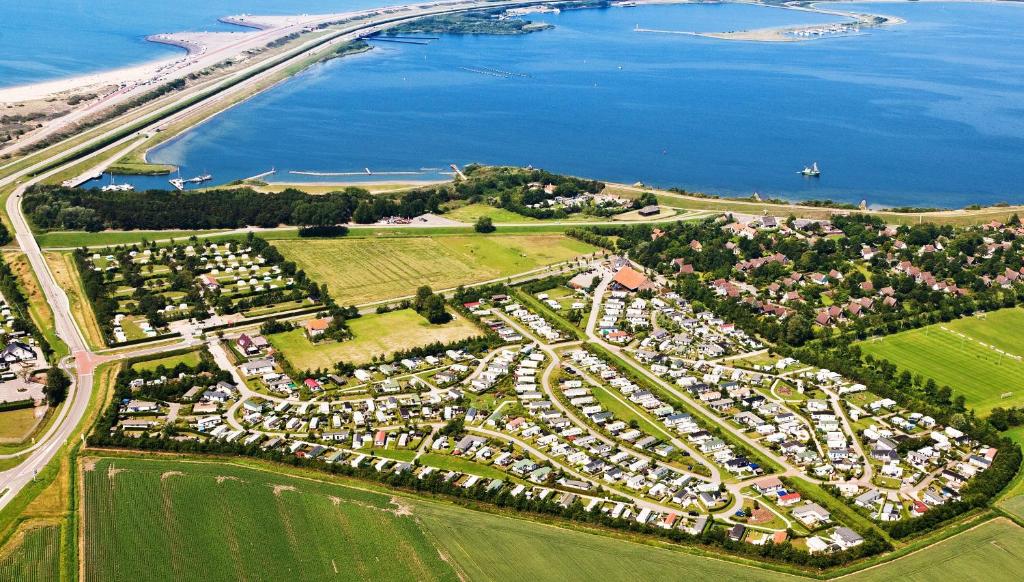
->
[[81, 2, 1024, 207]]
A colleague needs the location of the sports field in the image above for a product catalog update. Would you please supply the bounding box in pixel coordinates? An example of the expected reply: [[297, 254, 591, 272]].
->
[[857, 308, 1024, 414], [269, 309, 482, 369], [82, 457, 458, 582], [273, 234, 597, 306]]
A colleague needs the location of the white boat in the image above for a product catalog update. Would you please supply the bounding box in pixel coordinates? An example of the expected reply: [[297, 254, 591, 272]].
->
[[169, 178, 185, 191], [100, 173, 134, 192], [799, 162, 821, 177], [101, 183, 135, 192]]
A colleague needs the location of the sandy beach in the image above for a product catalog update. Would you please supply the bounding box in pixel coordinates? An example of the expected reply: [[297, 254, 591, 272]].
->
[[0, 12, 353, 104]]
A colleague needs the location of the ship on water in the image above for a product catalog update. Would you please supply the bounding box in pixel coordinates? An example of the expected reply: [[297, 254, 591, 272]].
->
[[799, 162, 821, 177], [184, 173, 212, 184]]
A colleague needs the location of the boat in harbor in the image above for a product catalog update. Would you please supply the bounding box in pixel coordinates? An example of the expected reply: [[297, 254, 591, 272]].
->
[[799, 162, 821, 177], [184, 173, 212, 184], [100, 173, 135, 192]]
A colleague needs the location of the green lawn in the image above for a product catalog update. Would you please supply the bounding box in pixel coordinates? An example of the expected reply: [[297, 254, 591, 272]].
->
[[0, 407, 44, 442], [131, 351, 203, 373], [857, 308, 1024, 414], [416, 453, 509, 481], [273, 234, 596, 306], [589, 384, 664, 438], [269, 309, 482, 369], [443, 203, 542, 224]]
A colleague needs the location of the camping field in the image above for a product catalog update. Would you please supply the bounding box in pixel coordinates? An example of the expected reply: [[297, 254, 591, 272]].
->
[[856, 308, 1024, 414], [273, 234, 597, 306], [269, 309, 482, 369]]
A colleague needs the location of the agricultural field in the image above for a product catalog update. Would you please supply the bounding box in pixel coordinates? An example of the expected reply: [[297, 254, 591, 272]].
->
[[857, 308, 1024, 414], [82, 457, 458, 582], [848, 518, 1024, 582], [75, 454, 1024, 582], [273, 234, 597, 306], [0, 524, 61, 581], [269, 309, 482, 369]]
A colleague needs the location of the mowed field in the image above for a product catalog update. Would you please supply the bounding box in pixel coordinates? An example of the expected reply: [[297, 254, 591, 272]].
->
[[82, 457, 458, 582], [269, 309, 482, 369], [0, 524, 60, 581], [273, 234, 597, 306], [857, 308, 1024, 414]]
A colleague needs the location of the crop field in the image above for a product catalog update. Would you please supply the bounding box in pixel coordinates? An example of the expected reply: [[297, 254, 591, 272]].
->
[[414, 501, 801, 582], [82, 457, 458, 582], [0, 524, 60, 581], [857, 308, 1024, 414], [269, 308, 482, 370], [273, 234, 597, 306], [848, 518, 1024, 581], [78, 455, 1024, 582]]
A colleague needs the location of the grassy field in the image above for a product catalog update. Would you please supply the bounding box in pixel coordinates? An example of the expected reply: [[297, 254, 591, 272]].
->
[[0, 523, 61, 581], [130, 350, 202, 373], [269, 309, 482, 369], [43, 251, 106, 350], [857, 309, 1024, 414], [36, 229, 230, 249], [443, 203, 543, 224], [273, 234, 596, 306], [0, 407, 44, 443], [2, 251, 66, 359]]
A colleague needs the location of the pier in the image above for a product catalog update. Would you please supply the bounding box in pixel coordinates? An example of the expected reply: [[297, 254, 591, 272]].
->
[[245, 168, 277, 181], [289, 169, 427, 177], [459, 66, 530, 78]]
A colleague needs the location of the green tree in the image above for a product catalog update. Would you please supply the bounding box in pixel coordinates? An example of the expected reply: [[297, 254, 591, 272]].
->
[[474, 216, 496, 233], [44, 367, 71, 405]]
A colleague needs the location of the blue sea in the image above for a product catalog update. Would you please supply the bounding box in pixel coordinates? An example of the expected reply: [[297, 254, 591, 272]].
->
[[17, 2, 1024, 207]]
